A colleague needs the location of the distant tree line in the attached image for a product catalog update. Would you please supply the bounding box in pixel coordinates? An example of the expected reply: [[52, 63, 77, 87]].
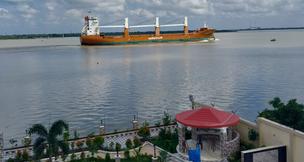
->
[[259, 97, 304, 131], [0, 33, 81, 40]]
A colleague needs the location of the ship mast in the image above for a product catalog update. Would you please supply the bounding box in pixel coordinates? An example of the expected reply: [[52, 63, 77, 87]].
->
[[155, 17, 160, 36], [86, 17, 190, 37], [124, 18, 129, 38], [184, 17, 189, 35]]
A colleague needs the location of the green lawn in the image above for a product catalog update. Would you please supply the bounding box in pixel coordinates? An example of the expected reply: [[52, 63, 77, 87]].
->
[[150, 128, 178, 153]]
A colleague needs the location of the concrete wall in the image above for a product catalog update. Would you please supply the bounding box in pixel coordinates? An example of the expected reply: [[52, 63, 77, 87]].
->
[[257, 117, 304, 162], [234, 118, 259, 147], [292, 130, 304, 162], [237, 117, 304, 162]]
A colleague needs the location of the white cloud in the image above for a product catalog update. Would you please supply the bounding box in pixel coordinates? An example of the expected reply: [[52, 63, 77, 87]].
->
[[1, 0, 304, 34], [46, 1, 57, 11], [130, 9, 155, 18], [17, 3, 38, 19], [0, 8, 9, 16], [65, 9, 83, 18], [211, 0, 299, 16]]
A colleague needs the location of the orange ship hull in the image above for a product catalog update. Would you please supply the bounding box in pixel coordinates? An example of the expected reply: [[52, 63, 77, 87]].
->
[[80, 28, 215, 45]]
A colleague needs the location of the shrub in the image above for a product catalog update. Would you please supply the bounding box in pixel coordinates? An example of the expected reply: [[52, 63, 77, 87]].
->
[[248, 129, 259, 141], [15, 150, 22, 161], [7, 158, 14, 162], [124, 150, 130, 159], [109, 142, 114, 151], [105, 153, 111, 162], [80, 151, 85, 159], [152, 128, 178, 153], [71, 153, 76, 160], [159, 150, 168, 162], [125, 138, 133, 149], [86, 138, 97, 156]]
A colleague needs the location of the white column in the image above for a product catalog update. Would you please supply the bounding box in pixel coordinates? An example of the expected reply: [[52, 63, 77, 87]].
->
[[155, 17, 159, 27], [152, 156, 158, 162], [178, 122, 186, 153], [184, 16, 188, 27], [124, 17, 129, 29], [115, 155, 121, 162]]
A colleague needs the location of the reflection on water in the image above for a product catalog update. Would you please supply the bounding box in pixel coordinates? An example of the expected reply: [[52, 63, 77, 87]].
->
[[0, 30, 304, 146]]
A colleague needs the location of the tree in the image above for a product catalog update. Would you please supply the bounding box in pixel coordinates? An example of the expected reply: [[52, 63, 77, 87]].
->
[[29, 120, 69, 162], [162, 111, 171, 126], [125, 139, 133, 149], [133, 136, 141, 148], [21, 150, 29, 161], [259, 97, 304, 131], [94, 136, 105, 149], [115, 143, 121, 153], [73, 130, 79, 139], [137, 121, 150, 141], [86, 138, 97, 157], [15, 150, 22, 162]]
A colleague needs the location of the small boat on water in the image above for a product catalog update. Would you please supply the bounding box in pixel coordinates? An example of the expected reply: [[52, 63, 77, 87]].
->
[[270, 38, 276, 42], [80, 15, 215, 45]]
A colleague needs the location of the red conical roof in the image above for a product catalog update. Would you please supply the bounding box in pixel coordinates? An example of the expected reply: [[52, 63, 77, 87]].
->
[[176, 106, 240, 128]]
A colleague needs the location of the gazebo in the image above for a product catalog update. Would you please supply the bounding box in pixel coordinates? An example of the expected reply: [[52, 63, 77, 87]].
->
[[176, 106, 240, 162]]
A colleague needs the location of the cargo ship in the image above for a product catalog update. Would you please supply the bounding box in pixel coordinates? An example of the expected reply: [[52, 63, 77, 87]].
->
[[80, 16, 215, 45]]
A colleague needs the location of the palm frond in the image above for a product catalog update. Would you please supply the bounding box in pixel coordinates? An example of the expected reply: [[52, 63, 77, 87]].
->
[[49, 120, 69, 137], [29, 124, 48, 137], [49, 139, 59, 157], [33, 137, 46, 159], [58, 140, 70, 155]]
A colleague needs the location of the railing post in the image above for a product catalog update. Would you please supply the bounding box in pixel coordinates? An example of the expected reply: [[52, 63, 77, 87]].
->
[[132, 115, 139, 129]]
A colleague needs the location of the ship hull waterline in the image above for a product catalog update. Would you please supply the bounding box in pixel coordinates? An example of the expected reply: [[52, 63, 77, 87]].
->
[[80, 29, 215, 46]]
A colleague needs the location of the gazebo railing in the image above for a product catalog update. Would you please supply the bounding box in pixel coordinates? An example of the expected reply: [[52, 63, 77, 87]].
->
[[223, 129, 240, 157]]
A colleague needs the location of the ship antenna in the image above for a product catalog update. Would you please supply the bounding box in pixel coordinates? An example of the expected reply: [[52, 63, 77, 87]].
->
[[204, 22, 207, 28]]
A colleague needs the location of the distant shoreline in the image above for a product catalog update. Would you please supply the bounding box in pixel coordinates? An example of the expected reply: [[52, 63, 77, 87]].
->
[[0, 27, 304, 40]]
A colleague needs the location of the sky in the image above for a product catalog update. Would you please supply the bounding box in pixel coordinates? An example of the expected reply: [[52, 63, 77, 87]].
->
[[0, 0, 303, 34]]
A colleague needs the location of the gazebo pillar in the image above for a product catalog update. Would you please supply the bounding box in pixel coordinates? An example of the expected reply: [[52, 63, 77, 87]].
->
[[219, 127, 228, 158], [177, 122, 186, 153]]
